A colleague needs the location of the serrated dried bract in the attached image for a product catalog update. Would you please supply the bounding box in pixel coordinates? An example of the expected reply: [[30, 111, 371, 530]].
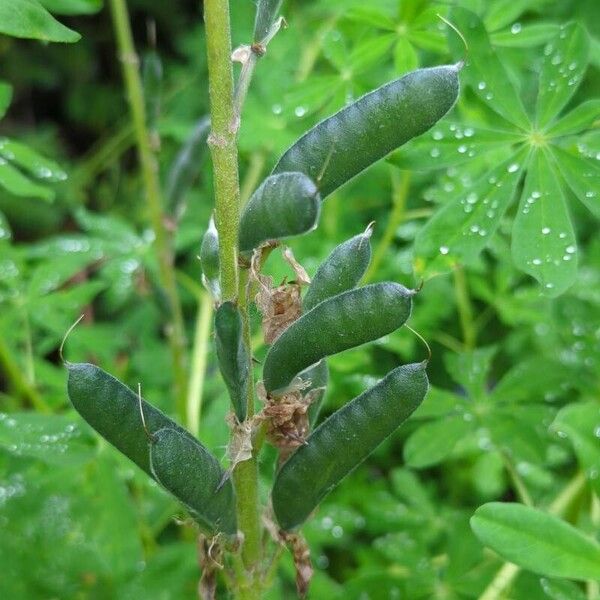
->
[[281, 532, 313, 599], [252, 247, 310, 344], [226, 415, 253, 469]]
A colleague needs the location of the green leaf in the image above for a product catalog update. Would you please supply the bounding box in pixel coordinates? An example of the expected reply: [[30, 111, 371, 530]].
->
[[491, 23, 560, 48], [0, 0, 80, 42], [0, 159, 55, 201], [0, 210, 11, 241], [449, 7, 530, 130], [551, 146, 600, 218], [540, 577, 588, 600], [0, 81, 12, 120], [346, 6, 396, 30], [0, 138, 67, 182], [393, 37, 419, 74], [546, 99, 600, 137], [404, 416, 473, 468], [536, 23, 590, 128], [471, 503, 600, 581], [389, 121, 520, 171], [0, 412, 94, 465], [444, 347, 496, 399], [38, 0, 102, 15], [512, 150, 577, 296], [414, 147, 528, 278], [552, 402, 600, 494]]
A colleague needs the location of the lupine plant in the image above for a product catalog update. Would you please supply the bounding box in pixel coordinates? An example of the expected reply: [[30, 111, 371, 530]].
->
[[1, 0, 600, 599]]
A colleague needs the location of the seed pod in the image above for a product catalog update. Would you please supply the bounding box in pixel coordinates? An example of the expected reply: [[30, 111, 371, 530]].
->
[[238, 172, 320, 254], [263, 282, 413, 395], [303, 226, 373, 312], [273, 65, 460, 198], [67, 363, 236, 534], [201, 217, 220, 300], [299, 360, 329, 426], [272, 362, 429, 530], [214, 301, 249, 421], [150, 428, 237, 535], [166, 116, 210, 219]]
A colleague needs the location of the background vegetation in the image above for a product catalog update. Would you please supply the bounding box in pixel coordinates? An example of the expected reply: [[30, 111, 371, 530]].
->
[[0, 0, 599, 598]]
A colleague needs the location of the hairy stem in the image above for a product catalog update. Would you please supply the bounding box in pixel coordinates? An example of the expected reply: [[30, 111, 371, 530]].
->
[[109, 0, 188, 419], [203, 0, 262, 582]]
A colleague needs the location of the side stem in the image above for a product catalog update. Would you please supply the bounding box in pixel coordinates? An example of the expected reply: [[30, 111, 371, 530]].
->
[[109, 0, 188, 419]]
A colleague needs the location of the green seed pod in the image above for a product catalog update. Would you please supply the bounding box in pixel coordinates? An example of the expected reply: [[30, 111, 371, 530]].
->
[[272, 362, 429, 530], [201, 217, 220, 300], [263, 282, 413, 395], [299, 360, 329, 426], [150, 428, 237, 535], [303, 225, 373, 312], [214, 301, 249, 421], [66, 362, 194, 476], [238, 172, 320, 254], [166, 116, 210, 219], [273, 65, 460, 198]]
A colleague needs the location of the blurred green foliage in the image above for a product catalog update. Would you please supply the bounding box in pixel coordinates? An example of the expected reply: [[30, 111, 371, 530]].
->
[[0, 0, 599, 598]]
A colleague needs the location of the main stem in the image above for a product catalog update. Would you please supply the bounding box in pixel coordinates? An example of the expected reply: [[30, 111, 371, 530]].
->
[[109, 0, 188, 420], [203, 0, 262, 587]]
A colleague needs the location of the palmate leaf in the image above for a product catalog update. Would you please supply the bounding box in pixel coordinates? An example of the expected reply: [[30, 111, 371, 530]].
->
[[512, 149, 577, 296], [38, 0, 103, 15], [394, 9, 596, 296]]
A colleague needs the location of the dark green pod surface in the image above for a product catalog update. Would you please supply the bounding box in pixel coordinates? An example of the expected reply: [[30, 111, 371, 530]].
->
[[238, 172, 320, 254], [150, 428, 237, 535], [166, 116, 210, 217], [303, 227, 373, 312], [66, 362, 192, 476], [273, 65, 460, 198], [215, 301, 249, 421], [272, 362, 429, 530], [200, 217, 220, 299], [299, 360, 329, 426], [263, 282, 413, 395]]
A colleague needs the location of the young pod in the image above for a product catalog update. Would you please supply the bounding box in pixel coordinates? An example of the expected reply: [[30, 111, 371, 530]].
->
[[150, 428, 237, 535], [303, 226, 373, 312], [200, 217, 220, 300], [238, 172, 320, 254], [214, 301, 249, 421], [272, 362, 429, 530], [263, 282, 413, 395], [273, 65, 460, 198]]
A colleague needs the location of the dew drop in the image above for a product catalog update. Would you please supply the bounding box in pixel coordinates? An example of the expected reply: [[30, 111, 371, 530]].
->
[[432, 130, 444, 140], [430, 148, 440, 158], [271, 104, 282, 115], [294, 106, 307, 117], [477, 81, 486, 90], [507, 163, 519, 173], [510, 22, 522, 34], [541, 227, 551, 234], [439, 246, 449, 255], [565, 245, 576, 254]]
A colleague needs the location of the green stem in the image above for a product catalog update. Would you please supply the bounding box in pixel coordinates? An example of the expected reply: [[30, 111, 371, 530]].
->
[[501, 453, 533, 507], [186, 292, 213, 437], [108, 0, 188, 420], [480, 472, 587, 600], [0, 336, 48, 412], [364, 170, 410, 283], [453, 266, 476, 351], [204, 0, 262, 583]]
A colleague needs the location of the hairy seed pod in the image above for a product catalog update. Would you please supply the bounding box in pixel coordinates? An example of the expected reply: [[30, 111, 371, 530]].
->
[[214, 301, 249, 421], [272, 362, 429, 530], [263, 282, 413, 395], [67, 363, 236, 535], [150, 428, 237, 535], [303, 226, 373, 312], [273, 65, 460, 198], [238, 172, 320, 254], [200, 217, 220, 300]]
